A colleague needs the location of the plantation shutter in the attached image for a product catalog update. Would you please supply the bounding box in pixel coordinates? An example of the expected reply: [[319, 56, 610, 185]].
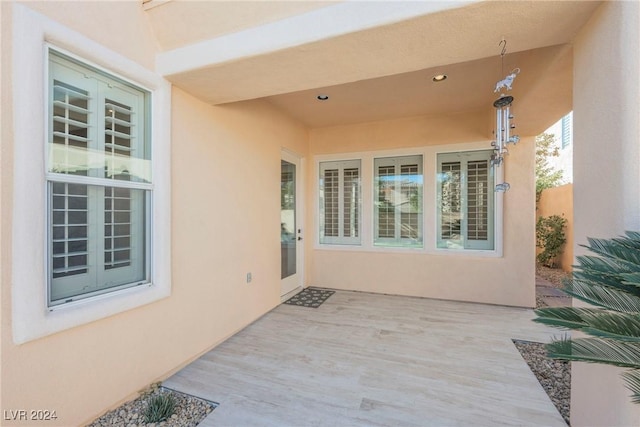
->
[[439, 161, 461, 242], [437, 151, 494, 250], [323, 168, 339, 238], [374, 155, 423, 246], [466, 159, 490, 247], [48, 51, 148, 305], [319, 160, 361, 245], [343, 167, 359, 238]]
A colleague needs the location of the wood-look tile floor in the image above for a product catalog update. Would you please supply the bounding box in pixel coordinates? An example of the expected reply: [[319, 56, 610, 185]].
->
[[164, 291, 566, 426]]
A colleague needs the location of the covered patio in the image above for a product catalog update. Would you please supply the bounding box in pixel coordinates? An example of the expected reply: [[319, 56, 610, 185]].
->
[[164, 291, 565, 426], [3, 2, 639, 425]]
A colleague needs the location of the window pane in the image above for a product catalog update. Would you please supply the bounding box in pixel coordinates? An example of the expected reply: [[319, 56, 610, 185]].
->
[[319, 160, 361, 245], [323, 169, 339, 237], [467, 160, 489, 241], [48, 51, 151, 183], [47, 50, 152, 307], [439, 161, 462, 245], [437, 151, 494, 250], [104, 98, 146, 182], [374, 156, 423, 247], [377, 165, 396, 238], [281, 160, 296, 279], [49, 79, 90, 177], [104, 186, 133, 270], [49, 183, 148, 305], [343, 168, 359, 238], [400, 164, 420, 239], [50, 182, 89, 280]]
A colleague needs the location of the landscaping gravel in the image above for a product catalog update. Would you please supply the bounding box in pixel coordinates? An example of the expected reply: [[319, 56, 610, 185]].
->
[[536, 265, 572, 289], [87, 384, 215, 427], [514, 339, 570, 425]]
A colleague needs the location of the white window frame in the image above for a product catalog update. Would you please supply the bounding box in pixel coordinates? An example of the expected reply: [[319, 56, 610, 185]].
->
[[314, 143, 503, 256], [11, 5, 171, 344], [373, 155, 424, 248], [436, 150, 495, 251], [46, 49, 152, 306], [319, 160, 362, 245]]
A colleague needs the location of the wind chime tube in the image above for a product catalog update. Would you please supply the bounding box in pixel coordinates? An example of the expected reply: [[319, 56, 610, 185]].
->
[[504, 106, 510, 144], [496, 107, 502, 153]]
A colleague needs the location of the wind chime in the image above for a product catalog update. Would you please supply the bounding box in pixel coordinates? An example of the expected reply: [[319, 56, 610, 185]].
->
[[491, 39, 520, 192]]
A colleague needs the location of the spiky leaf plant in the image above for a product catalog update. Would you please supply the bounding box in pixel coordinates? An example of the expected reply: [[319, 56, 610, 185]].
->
[[144, 392, 176, 423], [534, 231, 640, 403]]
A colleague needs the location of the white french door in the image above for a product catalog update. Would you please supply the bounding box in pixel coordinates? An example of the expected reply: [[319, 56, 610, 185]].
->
[[281, 150, 304, 297]]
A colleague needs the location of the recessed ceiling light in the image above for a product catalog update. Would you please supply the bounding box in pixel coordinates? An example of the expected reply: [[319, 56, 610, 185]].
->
[[317, 94, 329, 101], [432, 74, 447, 82]]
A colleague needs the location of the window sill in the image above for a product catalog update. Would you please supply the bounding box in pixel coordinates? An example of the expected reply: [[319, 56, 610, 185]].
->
[[315, 244, 503, 258]]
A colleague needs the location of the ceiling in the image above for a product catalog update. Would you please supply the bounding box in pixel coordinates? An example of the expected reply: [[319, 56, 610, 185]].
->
[[265, 43, 573, 134], [147, 1, 602, 133]]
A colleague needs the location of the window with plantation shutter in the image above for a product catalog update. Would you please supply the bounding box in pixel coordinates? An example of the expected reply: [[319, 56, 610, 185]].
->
[[47, 49, 150, 306], [437, 150, 494, 250], [374, 155, 423, 247], [319, 160, 361, 245]]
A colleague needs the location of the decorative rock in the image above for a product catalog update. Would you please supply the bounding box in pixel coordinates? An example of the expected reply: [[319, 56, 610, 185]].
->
[[513, 339, 570, 425], [87, 386, 215, 427]]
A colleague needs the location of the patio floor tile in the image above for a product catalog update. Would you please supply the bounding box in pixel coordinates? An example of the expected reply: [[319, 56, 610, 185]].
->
[[164, 290, 565, 426]]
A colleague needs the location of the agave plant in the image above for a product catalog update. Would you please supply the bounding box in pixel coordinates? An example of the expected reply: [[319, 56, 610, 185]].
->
[[534, 231, 640, 403], [144, 391, 176, 423]]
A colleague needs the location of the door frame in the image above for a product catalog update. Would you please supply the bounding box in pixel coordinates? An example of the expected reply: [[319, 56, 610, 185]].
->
[[281, 149, 305, 299]]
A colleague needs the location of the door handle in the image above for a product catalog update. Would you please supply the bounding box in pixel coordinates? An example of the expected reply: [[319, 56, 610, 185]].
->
[[297, 236, 303, 241]]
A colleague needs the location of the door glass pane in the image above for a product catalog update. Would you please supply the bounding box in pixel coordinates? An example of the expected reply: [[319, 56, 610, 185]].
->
[[281, 160, 296, 279]]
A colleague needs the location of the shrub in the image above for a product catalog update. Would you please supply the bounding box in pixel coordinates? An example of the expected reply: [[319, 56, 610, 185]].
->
[[536, 215, 567, 267], [144, 392, 176, 423], [535, 132, 563, 206]]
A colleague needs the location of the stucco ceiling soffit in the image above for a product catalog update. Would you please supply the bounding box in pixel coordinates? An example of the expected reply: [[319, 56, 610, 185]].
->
[[154, 1, 478, 74], [265, 44, 573, 131], [156, 1, 600, 106], [508, 44, 574, 137]]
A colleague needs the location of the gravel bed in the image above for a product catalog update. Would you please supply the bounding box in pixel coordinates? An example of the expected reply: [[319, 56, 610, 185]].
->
[[536, 265, 572, 289], [536, 295, 548, 308], [87, 384, 215, 427], [513, 339, 570, 425]]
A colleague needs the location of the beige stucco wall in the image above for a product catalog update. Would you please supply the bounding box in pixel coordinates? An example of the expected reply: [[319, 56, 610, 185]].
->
[[571, 1, 640, 426], [537, 184, 573, 272], [18, 0, 158, 70], [308, 111, 537, 307], [0, 3, 308, 425]]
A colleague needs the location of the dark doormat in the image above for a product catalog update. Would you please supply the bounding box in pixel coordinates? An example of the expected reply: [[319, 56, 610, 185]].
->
[[283, 287, 335, 308]]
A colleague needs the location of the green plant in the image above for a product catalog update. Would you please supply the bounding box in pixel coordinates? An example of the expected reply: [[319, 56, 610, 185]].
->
[[534, 231, 640, 404], [144, 392, 176, 423], [536, 215, 567, 267], [535, 132, 563, 205]]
